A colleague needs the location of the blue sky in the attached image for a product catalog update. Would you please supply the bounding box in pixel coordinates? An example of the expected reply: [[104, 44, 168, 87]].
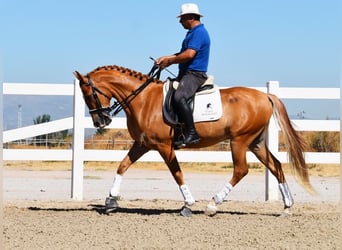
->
[[1, 0, 341, 123]]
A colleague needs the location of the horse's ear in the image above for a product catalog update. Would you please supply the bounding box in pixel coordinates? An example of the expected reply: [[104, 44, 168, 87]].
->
[[73, 71, 87, 85]]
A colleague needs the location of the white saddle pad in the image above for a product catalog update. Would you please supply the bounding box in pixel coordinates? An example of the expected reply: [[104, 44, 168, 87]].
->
[[193, 86, 222, 122], [163, 79, 223, 123]]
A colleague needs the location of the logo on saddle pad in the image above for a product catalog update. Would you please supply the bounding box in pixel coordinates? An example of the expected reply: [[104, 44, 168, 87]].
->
[[163, 76, 223, 126]]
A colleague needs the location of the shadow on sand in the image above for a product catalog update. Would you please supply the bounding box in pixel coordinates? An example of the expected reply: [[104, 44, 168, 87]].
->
[[27, 203, 282, 217]]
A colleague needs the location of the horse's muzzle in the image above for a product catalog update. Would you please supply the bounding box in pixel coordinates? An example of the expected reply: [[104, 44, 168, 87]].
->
[[92, 111, 112, 128]]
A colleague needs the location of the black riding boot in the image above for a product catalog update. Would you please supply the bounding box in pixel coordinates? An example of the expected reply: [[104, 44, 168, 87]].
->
[[173, 98, 200, 148]]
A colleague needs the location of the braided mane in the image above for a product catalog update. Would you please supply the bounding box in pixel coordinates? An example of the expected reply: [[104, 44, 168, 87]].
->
[[88, 65, 162, 83]]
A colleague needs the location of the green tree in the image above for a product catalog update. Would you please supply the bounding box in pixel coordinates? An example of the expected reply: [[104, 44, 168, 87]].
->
[[96, 128, 107, 135], [33, 114, 51, 125], [33, 114, 51, 146], [33, 114, 70, 147]]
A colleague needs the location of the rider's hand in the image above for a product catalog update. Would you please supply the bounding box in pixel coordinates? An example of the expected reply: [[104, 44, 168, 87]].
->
[[155, 56, 173, 68]]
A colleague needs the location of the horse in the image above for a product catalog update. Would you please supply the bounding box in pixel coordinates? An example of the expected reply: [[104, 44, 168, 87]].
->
[[73, 64, 316, 216]]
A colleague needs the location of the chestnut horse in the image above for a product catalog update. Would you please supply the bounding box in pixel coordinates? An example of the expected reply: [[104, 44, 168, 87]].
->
[[74, 65, 315, 216]]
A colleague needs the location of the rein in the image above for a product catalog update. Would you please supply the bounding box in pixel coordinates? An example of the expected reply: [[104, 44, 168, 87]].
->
[[87, 64, 162, 117]]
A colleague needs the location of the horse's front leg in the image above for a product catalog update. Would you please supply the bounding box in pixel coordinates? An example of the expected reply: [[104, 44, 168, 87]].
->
[[157, 144, 195, 217], [105, 141, 150, 213]]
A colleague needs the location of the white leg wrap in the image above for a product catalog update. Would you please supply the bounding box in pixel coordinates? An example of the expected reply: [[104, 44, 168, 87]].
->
[[109, 174, 123, 197], [214, 183, 233, 204], [279, 182, 294, 208], [179, 184, 195, 206]]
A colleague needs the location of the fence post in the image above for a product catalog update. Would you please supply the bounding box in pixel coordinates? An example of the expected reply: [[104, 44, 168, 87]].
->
[[71, 79, 85, 200], [266, 81, 280, 201], [1, 81, 4, 227]]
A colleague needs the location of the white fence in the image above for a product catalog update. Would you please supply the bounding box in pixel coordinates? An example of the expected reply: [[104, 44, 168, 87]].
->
[[2, 80, 340, 201]]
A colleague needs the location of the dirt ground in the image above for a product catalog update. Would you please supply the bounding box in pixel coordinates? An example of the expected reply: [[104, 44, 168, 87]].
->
[[3, 199, 341, 249], [3, 162, 341, 249]]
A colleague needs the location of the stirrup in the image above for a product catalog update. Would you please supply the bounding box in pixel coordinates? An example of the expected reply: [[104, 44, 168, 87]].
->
[[173, 139, 185, 149], [174, 134, 200, 149], [173, 130, 185, 149]]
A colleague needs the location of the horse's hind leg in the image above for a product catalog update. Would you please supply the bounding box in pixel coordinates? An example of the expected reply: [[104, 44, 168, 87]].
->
[[249, 130, 294, 212], [105, 141, 150, 212]]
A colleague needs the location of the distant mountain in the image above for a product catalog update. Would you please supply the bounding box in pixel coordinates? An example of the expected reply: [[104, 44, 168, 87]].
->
[[3, 95, 73, 130]]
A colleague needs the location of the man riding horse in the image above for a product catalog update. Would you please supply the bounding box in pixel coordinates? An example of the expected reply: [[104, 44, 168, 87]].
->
[[74, 3, 316, 217], [156, 3, 210, 148]]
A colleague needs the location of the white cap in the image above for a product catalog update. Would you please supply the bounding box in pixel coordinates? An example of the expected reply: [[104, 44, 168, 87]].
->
[[177, 3, 203, 17]]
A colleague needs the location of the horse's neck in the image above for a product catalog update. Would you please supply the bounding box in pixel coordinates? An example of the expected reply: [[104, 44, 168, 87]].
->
[[111, 77, 145, 100], [110, 77, 163, 115], [117, 80, 164, 141]]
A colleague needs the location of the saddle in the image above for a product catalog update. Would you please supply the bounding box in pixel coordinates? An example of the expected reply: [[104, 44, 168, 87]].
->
[[162, 76, 223, 127]]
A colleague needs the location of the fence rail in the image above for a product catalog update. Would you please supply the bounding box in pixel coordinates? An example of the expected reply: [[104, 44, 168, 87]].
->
[[2, 81, 340, 201]]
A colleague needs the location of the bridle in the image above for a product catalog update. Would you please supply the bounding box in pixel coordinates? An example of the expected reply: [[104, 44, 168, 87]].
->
[[85, 77, 112, 115], [84, 64, 162, 119]]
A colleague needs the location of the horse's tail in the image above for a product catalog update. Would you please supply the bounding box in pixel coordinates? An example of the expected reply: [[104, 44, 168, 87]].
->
[[268, 94, 317, 195]]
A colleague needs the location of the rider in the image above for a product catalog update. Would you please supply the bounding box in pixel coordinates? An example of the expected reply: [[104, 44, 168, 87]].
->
[[156, 3, 211, 148]]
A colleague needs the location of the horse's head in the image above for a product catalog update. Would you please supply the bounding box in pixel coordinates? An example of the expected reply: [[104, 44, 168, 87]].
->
[[73, 71, 112, 128]]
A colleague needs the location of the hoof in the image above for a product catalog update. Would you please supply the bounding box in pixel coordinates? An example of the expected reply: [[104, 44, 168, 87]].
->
[[180, 206, 192, 217], [205, 203, 218, 216], [280, 207, 292, 217], [105, 196, 119, 213]]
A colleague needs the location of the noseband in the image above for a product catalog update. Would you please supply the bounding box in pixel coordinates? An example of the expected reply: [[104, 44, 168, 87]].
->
[[84, 64, 162, 118]]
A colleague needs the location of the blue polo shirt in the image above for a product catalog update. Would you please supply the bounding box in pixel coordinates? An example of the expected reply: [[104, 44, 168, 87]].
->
[[179, 23, 210, 73]]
